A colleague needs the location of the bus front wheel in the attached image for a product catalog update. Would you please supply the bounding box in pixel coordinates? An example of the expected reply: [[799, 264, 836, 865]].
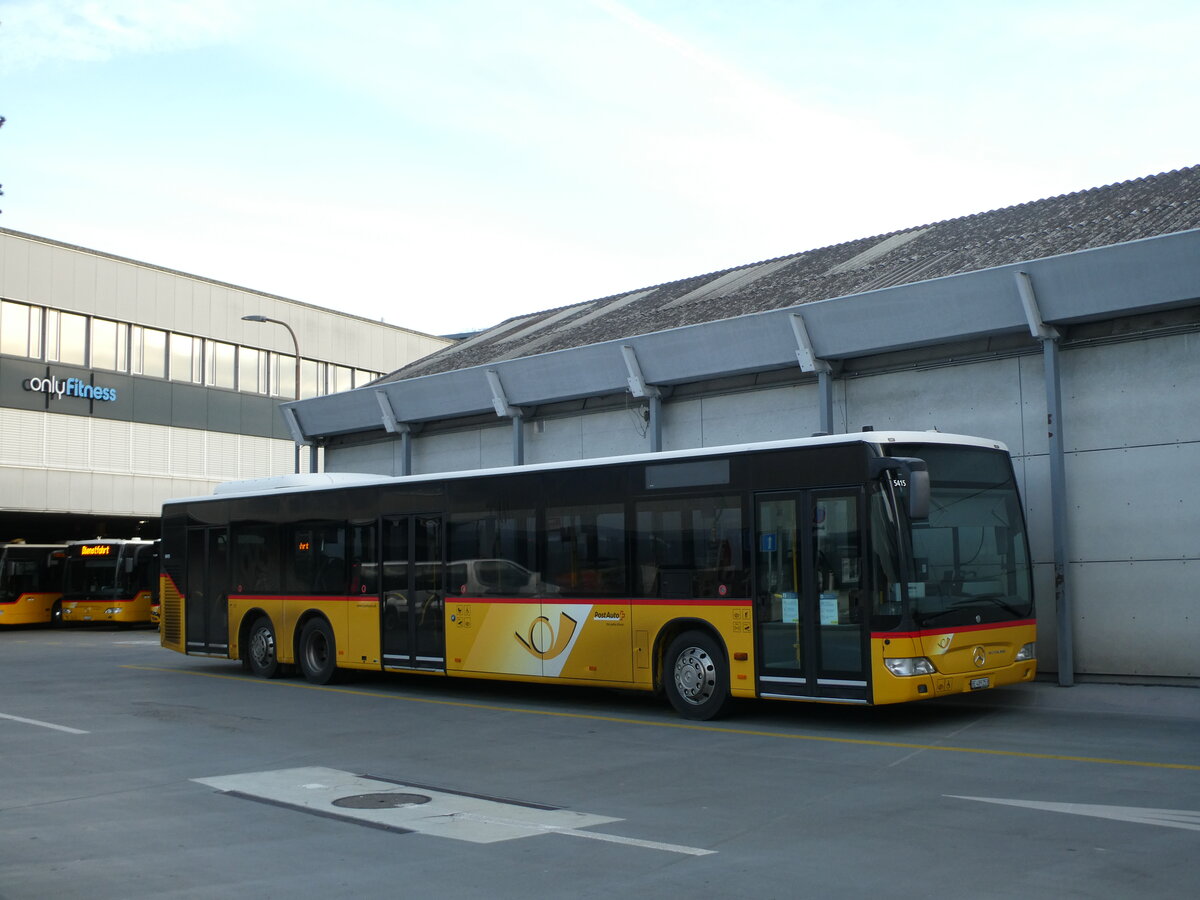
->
[[298, 618, 341, 685], [664, 630, 730, 720], [246, 616, 281, 679]]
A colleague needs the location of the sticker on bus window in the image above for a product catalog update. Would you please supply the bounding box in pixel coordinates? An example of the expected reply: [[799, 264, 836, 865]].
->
[[782, 592, 799, 623]]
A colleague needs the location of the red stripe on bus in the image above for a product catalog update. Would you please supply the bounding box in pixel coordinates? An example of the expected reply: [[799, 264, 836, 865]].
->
[[228, 594, 751, 607], [873, 618, 1036, 640], [473, 596, 751, 607]]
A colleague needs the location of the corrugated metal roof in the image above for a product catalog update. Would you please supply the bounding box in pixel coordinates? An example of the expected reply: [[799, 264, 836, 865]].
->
[[381, 165, 1200, 383]]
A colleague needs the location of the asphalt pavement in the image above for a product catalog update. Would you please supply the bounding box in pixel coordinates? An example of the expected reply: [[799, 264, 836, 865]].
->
[[2, 625, 1197, 899]]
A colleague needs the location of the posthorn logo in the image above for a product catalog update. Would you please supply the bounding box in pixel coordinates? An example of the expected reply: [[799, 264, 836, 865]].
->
[[23, 375, 118, 403]]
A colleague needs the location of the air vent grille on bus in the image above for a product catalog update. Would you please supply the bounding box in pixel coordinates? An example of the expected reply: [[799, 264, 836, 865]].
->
[[160, 576, 182, 646]]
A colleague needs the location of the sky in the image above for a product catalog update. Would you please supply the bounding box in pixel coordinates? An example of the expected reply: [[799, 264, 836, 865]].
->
[[2, 1, 1198, 337]]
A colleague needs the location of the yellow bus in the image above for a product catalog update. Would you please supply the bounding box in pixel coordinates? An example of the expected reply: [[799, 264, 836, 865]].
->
[[60, 539, 160, 626], [0, 543, 66, 626], [159, 432, 1036, 719]]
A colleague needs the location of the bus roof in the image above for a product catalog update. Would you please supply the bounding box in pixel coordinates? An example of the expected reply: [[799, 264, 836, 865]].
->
[[168, 430, 1008, 508]]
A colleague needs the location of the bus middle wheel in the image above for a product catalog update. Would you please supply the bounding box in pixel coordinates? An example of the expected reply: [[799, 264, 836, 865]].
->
[[298, 617, 341, 685]]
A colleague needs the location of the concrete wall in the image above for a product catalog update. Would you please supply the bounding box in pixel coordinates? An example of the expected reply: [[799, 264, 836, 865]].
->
[[325, 329, 1200, 679]]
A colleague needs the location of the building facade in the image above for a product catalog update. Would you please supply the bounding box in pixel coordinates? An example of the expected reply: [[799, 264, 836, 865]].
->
[[0, 227, 451, 541], [290, 167, 1200, 683]]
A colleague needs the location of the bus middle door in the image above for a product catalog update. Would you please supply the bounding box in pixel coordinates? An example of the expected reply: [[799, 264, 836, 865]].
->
[[754, 490, 868, 702], [185, 527, 229, 654], [380, 515, 445, 671]]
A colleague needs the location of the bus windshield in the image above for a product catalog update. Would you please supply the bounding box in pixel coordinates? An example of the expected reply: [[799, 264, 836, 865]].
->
[[64, 553, 124, 599], [890, 443, 1034, 629]]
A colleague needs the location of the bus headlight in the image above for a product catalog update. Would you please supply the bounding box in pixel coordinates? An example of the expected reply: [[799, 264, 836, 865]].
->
[[1014, 642, 1036, 662], [884, 657, 936, 677], [105, 608, 122, 615]]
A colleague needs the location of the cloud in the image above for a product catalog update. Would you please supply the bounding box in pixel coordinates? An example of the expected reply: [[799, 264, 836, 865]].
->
[[1, 0, 242, 70]]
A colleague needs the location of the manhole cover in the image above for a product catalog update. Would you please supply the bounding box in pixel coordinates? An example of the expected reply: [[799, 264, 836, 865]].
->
[[332, 792, 432, 809]]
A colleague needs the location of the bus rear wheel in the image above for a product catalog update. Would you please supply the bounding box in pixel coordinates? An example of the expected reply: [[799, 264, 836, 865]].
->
[[246, 615, 281, 678], [664, 630, 730, 720], [298, 618, 341, 685]]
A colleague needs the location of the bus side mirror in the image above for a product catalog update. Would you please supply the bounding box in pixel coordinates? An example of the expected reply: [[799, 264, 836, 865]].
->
[[870, 456, 930, 520], [906, 468, 930, 520]]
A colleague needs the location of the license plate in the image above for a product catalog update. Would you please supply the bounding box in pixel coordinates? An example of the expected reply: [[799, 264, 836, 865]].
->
[[970, 676, 990, 690]]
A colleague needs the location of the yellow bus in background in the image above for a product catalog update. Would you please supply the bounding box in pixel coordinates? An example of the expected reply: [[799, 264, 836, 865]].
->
[[60, 539, 160, 626], [0, 543, 66, 626], [159, 433, 1036, 719]]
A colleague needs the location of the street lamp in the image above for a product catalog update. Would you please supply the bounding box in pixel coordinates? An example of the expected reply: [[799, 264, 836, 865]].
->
[[242, 314, 302, 474]]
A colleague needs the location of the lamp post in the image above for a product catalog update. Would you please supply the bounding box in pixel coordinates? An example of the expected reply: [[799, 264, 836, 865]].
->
[[242, 314, 302, 474]]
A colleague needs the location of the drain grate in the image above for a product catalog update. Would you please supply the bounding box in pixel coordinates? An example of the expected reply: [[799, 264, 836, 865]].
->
[[332, 792, 431, 810]]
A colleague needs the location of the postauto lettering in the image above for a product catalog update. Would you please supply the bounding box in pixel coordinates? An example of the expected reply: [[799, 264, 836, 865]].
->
[[23, 376, 118, 402]]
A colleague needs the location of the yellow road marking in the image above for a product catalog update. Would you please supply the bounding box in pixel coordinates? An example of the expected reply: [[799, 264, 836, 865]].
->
[[122, 665, 1200, 771]]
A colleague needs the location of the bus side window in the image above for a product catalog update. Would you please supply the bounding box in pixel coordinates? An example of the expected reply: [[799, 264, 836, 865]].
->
[[635, 494, 747, 599]]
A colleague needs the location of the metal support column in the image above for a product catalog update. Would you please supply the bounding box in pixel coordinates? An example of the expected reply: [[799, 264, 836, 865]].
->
[[1016, 271, 1074, 686], [486, 369, 524, 466], [622, 345, 663, 452], [816, 370, 834, 435], [376, 389, 414, 476], [1042, 337, 1074, 686], [648, 394, 663, 452], [398, 429, 412, 476], [790, 314, 834, 434], [281, 407, 310, 474], [511, 415, 524, 466]]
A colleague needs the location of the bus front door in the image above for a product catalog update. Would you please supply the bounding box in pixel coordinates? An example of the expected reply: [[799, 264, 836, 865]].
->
[[754, 491, 868, 702], [185, 527, 229, 654], [380, 515, 445, 671]]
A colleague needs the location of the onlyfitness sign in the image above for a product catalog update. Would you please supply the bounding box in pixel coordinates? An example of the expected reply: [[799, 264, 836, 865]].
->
[[23, 374, 119, 403]]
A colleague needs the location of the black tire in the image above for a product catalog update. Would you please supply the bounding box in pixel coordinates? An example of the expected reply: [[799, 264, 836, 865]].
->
[[50, 601, 62, 627], [245, 615, 281, 679], [663, 630, 731, 720], [298, 617, 341, 685]]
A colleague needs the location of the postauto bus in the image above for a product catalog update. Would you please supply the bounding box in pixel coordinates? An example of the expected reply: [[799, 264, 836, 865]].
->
[[60, 539, 160, 626], [158, 432, 1036, 719], [0, 543, 66, 626]]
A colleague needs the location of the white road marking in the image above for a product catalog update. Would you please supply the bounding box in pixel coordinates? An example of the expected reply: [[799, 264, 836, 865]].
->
[[0, 712, 89, 734], [558, 825, 716, 856], [194, 766, 714, 856], [948, 796, 1200, 831]]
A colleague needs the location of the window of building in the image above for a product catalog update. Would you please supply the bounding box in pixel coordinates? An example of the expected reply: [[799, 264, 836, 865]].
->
[[300, 358, 321, 399], [206, 340, 237, 390], [0, 300, 43, 358], [90, 318, 129, 372], [271, 352, 297, 398], [46, 310, 88, 366], [329, 364, 353, 395], [238, 346, 266, 394], [131, 326, 167, 378], [169, 333, 203, 383], [5, 301, 373, 402]]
